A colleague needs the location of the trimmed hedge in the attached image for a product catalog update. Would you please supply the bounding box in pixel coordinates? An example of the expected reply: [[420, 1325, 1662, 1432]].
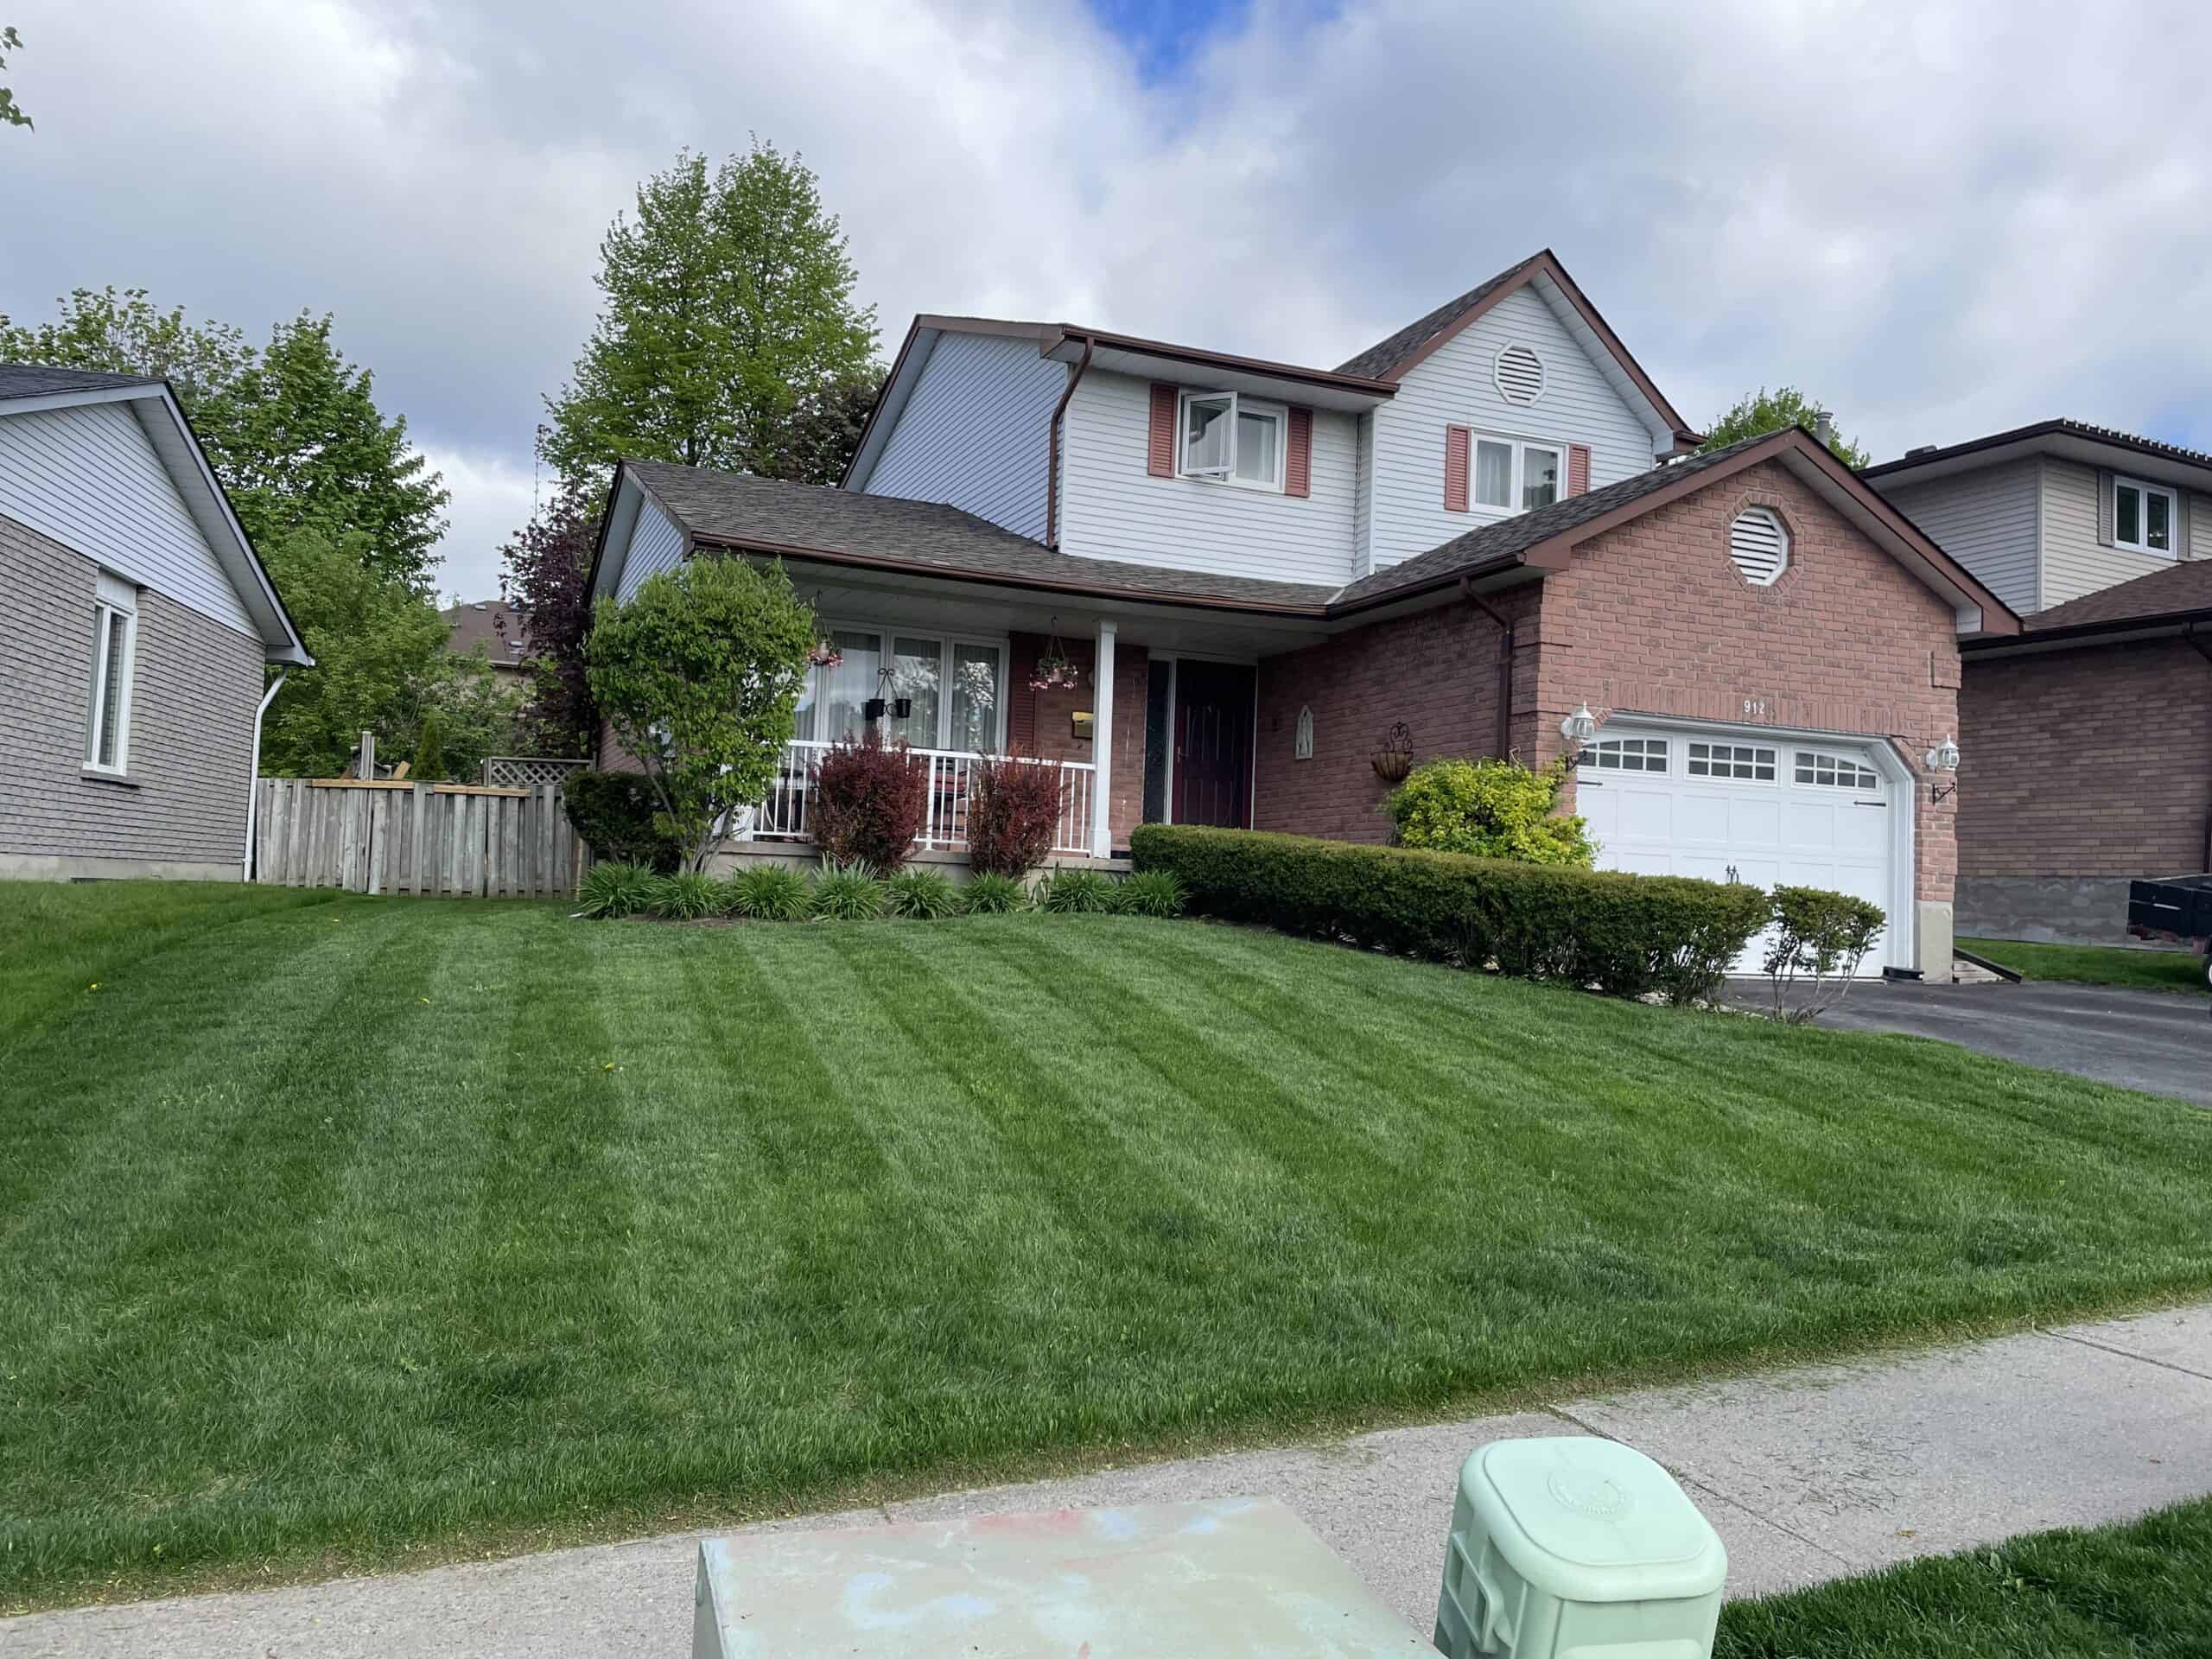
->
[[1129, 823, 1770, 1004]]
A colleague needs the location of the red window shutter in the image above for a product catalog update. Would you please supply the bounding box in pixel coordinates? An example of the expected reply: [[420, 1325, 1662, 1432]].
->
[[1147, 384, 1178, 477], [1285, 407, 1313, 498], [1443, 426, 1471, 512], [1567, 442, 1592, 497]]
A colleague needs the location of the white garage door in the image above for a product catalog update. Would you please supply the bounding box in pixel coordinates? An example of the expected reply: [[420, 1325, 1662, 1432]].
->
[[1573, 724, 1899, 976]]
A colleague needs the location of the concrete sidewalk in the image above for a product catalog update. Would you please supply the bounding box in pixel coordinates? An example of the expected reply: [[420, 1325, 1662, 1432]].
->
[[10, 1302, 2210, 1658]]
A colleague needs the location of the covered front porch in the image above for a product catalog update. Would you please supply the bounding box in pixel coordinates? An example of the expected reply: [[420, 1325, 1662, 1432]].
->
[[725, 557, 1332, 861]]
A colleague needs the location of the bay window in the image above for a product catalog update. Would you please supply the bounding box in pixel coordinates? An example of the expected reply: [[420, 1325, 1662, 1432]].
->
[[1179, 389, 1286, 491]]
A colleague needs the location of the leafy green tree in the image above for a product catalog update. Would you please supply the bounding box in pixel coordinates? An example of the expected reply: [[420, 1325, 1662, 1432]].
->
[[771, 368, 883, 486], [0, 293, 448, 588], [1699, 386, 1871, 469], [194, 314, 448, 588], [1, 26, 29, 130], [409, 714, 446, 783], [543, 142, 880, 484], [0, 287, 251, 414], [257, 530, 514, 778], [587, 555, 816, 870]]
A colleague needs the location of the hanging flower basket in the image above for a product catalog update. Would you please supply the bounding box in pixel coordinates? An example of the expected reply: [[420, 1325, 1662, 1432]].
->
[[1371, 721, 1414, 782], [807, 640, 843, 668], [1027, 618, 1081, 692]]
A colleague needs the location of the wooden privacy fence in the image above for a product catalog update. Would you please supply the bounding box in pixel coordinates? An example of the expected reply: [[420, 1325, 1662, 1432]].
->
[[254, 779, 582, 897]]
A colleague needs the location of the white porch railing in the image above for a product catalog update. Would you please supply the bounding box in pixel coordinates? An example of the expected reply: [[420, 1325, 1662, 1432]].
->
[[741, 740, 1096, 855]]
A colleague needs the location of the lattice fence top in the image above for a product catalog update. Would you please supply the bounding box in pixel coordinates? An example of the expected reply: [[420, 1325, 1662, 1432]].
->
[[481, 755, 588, 790]]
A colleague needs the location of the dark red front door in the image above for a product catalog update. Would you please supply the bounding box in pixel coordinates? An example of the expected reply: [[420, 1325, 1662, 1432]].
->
[[1174, 662, 1255, 829]]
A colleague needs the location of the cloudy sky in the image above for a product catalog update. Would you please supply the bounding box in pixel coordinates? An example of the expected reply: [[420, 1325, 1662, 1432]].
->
[[6, 0, 2209, 600]]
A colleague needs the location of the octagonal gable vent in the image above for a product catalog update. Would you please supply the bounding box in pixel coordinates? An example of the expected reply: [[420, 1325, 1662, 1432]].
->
[[1493, 343, 1545, 405], [1729, 506, 1789, 585]]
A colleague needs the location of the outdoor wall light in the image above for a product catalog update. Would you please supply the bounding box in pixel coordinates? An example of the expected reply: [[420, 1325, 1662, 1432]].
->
[[1559, 702, 1599, 747], [1924, 734, 1961, 802]]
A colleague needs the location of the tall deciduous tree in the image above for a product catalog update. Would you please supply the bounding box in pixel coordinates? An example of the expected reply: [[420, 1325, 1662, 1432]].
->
[[587, 556, 817, 871], [0, 291, 448, 587], [542, 142, 880, 484], [1699, 386, 1871, 469], [499, 474, 602, 757]]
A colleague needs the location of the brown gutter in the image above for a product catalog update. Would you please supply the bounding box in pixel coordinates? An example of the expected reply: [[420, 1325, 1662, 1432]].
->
[[1459, 577, 1516, 758], [1044, 334, 1092, 549]]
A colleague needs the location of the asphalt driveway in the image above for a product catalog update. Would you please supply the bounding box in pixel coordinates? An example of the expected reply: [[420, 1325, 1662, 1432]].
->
[[1726, 977, 2212, 1105]]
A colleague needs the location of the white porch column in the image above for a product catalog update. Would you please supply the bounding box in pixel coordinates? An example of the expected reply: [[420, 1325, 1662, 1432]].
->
[[1091, 618, 1117, 858]]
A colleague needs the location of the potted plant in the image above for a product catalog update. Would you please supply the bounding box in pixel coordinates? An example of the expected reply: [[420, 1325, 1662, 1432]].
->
[[893, 696, 914, 720], [1027, 619, 1082, 691], [863, 696, 887, 721], [807, 639, 843, 668]]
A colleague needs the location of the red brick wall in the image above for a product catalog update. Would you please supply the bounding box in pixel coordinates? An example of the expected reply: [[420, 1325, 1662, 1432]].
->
[[1960, 639, 2212, 876], [1009, 630, 1148, 849], [1252, 589, 1535, 843], [1527, 460, 1961, 903]]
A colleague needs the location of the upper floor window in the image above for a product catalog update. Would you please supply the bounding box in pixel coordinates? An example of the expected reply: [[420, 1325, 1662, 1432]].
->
[[1471, 434, 1562, 512], [2114, 475, 2177, 557], [85, 570, 137, 777], [1179, 390, 1285, 492]]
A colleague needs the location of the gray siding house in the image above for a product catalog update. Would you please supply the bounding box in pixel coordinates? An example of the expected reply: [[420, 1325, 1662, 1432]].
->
[[0, 365, 310, 881], [1866, 421, 2212, 615]]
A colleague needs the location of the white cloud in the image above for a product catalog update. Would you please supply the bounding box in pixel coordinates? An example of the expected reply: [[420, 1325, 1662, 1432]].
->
[[4, 0, 2209, 579], [420, 443, 542, 603]]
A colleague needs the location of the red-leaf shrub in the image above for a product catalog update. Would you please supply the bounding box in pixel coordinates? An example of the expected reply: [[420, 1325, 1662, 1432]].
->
[[810, 730, 930, 871], [967, 753, 1064, 876]]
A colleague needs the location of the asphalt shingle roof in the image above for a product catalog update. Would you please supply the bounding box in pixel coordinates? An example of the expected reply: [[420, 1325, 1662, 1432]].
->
[[0, 363, 163, 401], [1332, 436, 1768, 607], [1333, 254, 1544, 381], [2016, 557, 2212, 632], [625, 461, 1340, 613], [1864, 418, 2212, 479]]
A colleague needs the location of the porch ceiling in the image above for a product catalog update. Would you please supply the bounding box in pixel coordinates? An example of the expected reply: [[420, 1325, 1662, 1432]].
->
[[783, 558, 1333, 658]]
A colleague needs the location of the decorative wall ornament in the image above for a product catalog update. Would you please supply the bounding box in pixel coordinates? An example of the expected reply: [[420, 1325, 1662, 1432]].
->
[[1371, 720, 1414, 782], [1294, 705, 1314, 761]]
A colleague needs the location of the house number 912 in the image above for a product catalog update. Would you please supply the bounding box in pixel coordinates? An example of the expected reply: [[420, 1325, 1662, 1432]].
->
[[1741, 698, 1769, 719]]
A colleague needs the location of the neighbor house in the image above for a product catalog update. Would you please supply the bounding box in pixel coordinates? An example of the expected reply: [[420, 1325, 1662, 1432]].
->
[[588, 251, 2018, 976], [0, 365, 310, 881], [445, 598, 534, 691], [1866, 423, 2212, 941]]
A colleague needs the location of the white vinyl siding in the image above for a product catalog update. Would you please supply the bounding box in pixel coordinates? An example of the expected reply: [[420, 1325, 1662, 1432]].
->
[[1874, 460, 2041, 614], [1058, 368, 1358, 587], [615, 493, 690, 602], [0, 400, 253, 635], [865, 330, 1065, 540], [1362, 284, 1657, 575], [2042, 458, 2175, 610]]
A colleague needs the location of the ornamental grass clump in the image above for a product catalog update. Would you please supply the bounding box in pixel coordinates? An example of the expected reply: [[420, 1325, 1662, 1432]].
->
[[884, 868, 962, 919], [721, 864, 811, 922], [575, 860, 659, 918], [1113, 869, 1187, 918], [810, 857, 886, 921], [1038, 868, 1116, 914], [648, 869, 721, 921], [959, 871, 1029, 914]]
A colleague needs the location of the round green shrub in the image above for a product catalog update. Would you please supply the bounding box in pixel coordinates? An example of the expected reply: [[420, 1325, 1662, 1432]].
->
[[1385, 756, 1594, 867]]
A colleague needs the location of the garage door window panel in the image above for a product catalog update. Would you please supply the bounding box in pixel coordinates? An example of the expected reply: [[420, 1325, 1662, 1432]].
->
[[1578, 737, 1668, 773], [1795, 751, 1879, 791], [1687, 741, 1775, 781]]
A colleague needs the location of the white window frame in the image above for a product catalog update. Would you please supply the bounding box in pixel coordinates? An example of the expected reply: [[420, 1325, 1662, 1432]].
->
[[1177, 389, 1287, 493], [1685, 741, 1777, 782], [799, 620, 1010, 753], [84, 572, 138, 778], [2113, 474, 2178, 558], [1465, 428, 1568, 516]]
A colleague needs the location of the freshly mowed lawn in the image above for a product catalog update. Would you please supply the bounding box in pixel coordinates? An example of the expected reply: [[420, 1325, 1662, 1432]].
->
[[5, 886, 2212, 1609], [1715, 1497, 2212, 1657], [1961, 934, 2209, 994]]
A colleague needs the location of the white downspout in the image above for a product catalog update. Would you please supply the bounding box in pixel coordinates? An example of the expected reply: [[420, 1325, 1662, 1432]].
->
[[241, 671, 287, 881]]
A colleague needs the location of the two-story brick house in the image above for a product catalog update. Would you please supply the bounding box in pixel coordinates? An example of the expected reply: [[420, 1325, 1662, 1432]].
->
[[588, 251, 2017, 976], [1866, 423, 2212, 942]]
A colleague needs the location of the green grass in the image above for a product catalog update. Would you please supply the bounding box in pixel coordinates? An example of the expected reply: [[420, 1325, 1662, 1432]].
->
[[1717, 1497, 2212, 1656], [4, 884, 2211, 1611], [1961, 935, 2209, 994]]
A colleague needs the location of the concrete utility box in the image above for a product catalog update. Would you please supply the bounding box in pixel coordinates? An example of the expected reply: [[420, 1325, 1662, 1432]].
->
[[1435, 1438, 1726, 1659]]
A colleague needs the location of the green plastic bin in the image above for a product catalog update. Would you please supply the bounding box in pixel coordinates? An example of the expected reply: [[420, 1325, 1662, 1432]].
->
[[1435, 1437, 1726, 1659]]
